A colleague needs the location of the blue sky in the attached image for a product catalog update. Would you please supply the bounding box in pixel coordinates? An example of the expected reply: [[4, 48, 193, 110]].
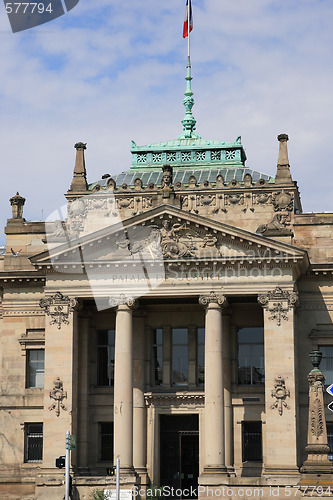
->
[[0, 0, 333, 244]]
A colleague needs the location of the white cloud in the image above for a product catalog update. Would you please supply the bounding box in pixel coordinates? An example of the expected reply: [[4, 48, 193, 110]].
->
[[0, 0, 333, 244]]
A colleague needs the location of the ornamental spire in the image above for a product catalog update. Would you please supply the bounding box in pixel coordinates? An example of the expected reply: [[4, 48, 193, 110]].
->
[[178, 57, 201, 139]]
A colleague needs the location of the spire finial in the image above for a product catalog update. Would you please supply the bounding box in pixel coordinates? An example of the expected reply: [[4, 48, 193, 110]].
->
[[275, 134, 293, 184], [69, 142, 88, 192], [178, 57, 201, 139]]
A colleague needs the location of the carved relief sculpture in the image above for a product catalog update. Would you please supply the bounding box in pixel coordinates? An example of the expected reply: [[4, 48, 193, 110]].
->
[[258, 287, 298, 326], [40, 292, 77, 330], [49, 377, 67, 417], [271, 376, 290, 415], [301, 350, 333, 473]]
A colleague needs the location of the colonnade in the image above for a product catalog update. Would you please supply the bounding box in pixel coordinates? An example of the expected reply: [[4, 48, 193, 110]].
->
[[101, 287, 299, 482]]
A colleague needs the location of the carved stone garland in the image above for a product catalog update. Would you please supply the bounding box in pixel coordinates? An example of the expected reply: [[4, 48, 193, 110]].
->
[[40, 292, 77, 330], [258, 287, 298, 326]]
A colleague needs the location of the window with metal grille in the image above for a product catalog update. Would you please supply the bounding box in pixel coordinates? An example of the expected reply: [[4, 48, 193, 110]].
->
[[238, 327, 264, 385], [99, 422, 113, 462], [97, 330, 115, 387], [152, 329, 163, 386], [26, 349, 45, 388], [242, 422, 262, 462], [25, 423, 43, 463]]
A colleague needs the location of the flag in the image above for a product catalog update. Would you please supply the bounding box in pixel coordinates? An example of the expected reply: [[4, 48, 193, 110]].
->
[[183, 0, 193, 38]]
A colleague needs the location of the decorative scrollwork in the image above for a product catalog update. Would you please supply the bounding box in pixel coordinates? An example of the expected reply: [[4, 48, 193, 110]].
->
[[39, 292, 77, 330], [258, 287, 298, 326], [271, 376, 290, 415], [49, 377, 67, 417], [199, 292, 227, 307], [109, 294, 138, 309]]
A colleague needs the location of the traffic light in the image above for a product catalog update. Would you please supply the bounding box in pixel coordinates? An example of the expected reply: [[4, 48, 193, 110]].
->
[[106, 467, 115, 476], [56, 456, 66, 468]]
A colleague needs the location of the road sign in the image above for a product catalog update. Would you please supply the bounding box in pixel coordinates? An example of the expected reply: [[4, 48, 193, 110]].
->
[[327, 384, 333, 397], [327, 401, 333, 413]]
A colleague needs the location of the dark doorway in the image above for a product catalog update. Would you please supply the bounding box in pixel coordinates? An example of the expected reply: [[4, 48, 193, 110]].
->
[[160, 415, 199, 498]]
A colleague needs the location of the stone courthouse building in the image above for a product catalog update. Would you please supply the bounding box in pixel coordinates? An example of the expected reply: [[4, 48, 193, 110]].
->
[[1, 59, 333, 499]]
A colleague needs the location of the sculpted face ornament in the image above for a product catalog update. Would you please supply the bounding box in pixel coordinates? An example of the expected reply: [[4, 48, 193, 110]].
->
[[271, 376, 290, 415]]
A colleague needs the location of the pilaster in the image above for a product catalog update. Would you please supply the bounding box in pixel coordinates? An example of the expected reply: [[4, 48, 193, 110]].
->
[[40, 292, 78, 469], [258, 287, 299, 476]]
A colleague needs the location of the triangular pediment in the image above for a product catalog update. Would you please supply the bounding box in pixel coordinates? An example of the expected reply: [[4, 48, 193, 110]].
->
[[31, 205, 308, 272]]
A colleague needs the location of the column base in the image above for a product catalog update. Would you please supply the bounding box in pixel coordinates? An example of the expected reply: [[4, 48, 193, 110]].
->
[[134, 467, 149, 486], [263, 465, 300, 476], [226, 466, 236, 477], [198, 466, 229, 486], [300, 461, 333, 474]]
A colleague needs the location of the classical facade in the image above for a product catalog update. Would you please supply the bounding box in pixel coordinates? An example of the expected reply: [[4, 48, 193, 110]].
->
[[1, 62, 333, 499]]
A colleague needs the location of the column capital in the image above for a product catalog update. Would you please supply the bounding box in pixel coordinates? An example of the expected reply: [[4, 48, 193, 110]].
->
[[258, 287, 298, 326], [109, 293, 138, 310], [199, 291, 227, 308], [258, 287, 298, 308]]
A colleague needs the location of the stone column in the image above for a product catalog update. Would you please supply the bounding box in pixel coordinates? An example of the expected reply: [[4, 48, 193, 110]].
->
[[112, 295, 137, 475], [258, 287, 299, 475], [301, 350, 333, 473], [133, 313, 148, 483], [39, 292, 78, 469], [199, 292, 228, 483], [222, 313, 235, 475]]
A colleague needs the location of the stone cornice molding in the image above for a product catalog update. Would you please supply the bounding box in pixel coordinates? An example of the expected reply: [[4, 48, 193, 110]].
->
[[258, 287, 298, 326], [199, 291, 227, 308], [144, 392, 204, 407], [109, 293, 138, 310], [39, 291, 78, 330]]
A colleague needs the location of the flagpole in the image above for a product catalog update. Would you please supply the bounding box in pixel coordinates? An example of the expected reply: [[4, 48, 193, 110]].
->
[[188, 0, 190, 58]]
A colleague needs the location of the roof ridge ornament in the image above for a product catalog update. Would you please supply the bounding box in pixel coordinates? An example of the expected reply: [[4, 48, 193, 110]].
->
[[275, 134, 293, 184], [178, 56, 201, 139]]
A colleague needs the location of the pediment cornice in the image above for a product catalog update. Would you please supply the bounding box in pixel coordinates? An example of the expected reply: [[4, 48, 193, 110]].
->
[[30, 205, 309, 275]]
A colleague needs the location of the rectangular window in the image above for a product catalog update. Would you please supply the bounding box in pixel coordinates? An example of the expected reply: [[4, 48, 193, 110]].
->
[[26, 350, 45, 388], [319, 346, 333, 384], [172, 328, 188, 386], [99, 422, 113, 462], [197, 328, 205, 385], [97, 330, 115, 387], [25, 423, 43, 463], [152, 328, 163, 386], [242, 422, 262, 462], [238, 327, 264, 385]]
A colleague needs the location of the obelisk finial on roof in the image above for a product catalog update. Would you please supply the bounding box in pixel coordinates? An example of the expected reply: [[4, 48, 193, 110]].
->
[[178, 57, 201, 140], [69, 142, 88, 191], [275, 134, 293, 184]]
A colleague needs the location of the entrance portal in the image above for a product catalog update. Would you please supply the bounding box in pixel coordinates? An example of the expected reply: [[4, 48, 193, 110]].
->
[[160, 415, 199, 498]]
